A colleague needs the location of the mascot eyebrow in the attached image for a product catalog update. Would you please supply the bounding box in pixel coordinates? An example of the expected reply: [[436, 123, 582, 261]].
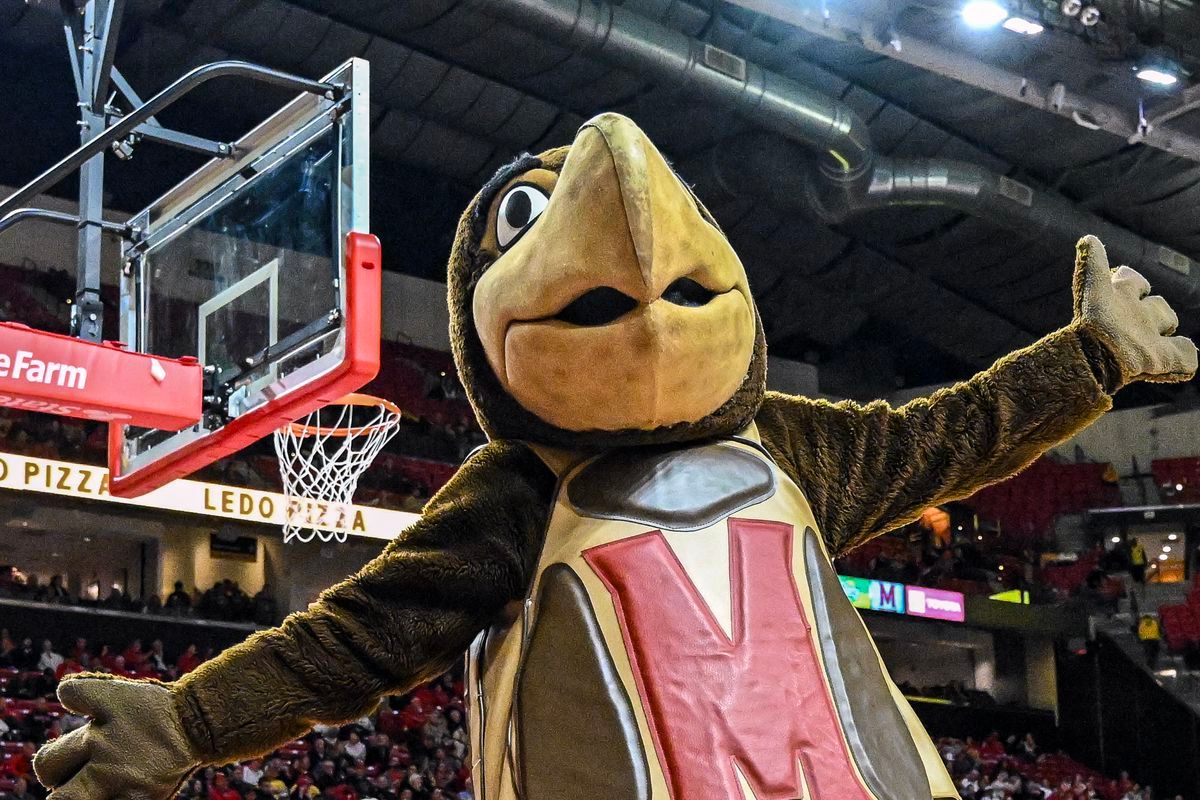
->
[[469, 149, 720, 249], [469, 152, 543, 245]]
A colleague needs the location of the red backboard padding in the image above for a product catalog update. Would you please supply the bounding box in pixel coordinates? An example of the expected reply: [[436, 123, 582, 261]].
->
[[0, 321, 201, 430]]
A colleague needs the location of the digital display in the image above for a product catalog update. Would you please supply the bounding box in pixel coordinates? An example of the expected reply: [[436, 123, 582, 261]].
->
[[870, 580, 906, 614], [838, 576, 965, 623], [838, 576, 874, 610], [906, 586, 967, 622]]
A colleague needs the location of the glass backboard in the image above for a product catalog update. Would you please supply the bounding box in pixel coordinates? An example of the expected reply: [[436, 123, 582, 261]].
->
[[109, 58, 379, 498]]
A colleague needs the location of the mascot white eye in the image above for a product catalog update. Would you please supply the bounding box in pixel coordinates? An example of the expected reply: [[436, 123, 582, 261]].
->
[[496, 184, 549, 250]]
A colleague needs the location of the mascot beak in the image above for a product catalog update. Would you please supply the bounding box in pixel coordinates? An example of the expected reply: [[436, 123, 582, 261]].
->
[[473, 112, 756, 432], [564, 112, 725, 305]]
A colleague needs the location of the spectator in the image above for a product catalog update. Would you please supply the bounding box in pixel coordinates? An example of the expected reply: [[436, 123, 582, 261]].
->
[[123, 639, 146, 669], [177, 643, 202, 675], [209, 773, 241, 800], [12, 638, 36, 670], [40, 575, 70, 605], [239, 761, 264, 788], [1137, 614, 1161, 670], [0, 777, 36, 800], [167, 581, 193, 613], [147, 639, 170, 674], [258, 766, 288, 798], [344, 732, 366, 762], [36, 640, 62, 673], [102, 586, 127, 610], [1130, 538, 1147, 585], [6, 743, 35, 780], [1015, 733, 1038, 762]]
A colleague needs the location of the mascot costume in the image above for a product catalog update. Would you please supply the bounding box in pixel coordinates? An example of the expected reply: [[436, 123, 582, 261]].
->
[[34, 113, 1198, 800]]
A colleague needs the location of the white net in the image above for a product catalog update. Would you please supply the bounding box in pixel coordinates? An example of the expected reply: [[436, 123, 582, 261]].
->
[[273, 396, 402, 543]]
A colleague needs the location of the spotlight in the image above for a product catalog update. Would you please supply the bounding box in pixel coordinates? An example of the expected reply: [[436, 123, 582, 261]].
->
[[1137, 67, 1180, 87], [1003, 16, 1044, 34], [1078, 5, 1101, 25], [962, 0, 1008, 28], [1060, 0, 1082, 16]]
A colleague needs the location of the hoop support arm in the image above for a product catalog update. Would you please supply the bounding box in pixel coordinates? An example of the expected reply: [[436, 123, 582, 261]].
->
[[0, 60, 340, 219], [0, 322, 202, 430], [0, 208, 130, 238]]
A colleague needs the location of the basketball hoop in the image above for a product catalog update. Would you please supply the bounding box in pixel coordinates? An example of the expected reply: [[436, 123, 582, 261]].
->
[[273, 393, 402, 543]]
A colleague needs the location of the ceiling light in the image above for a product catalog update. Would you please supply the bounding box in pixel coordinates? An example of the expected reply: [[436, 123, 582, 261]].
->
[[1003, 16, 1043, 34], [1111, 536, 1121, 543], [962, 0, 1008, 28], [1169, 533, 1178, 541], [1137, 67, 1179, 86], [1176, 483, 1185, 491], [1061, 0, 1082, 16], [1164, 546, 1173, 553], [1159, 553, 1169, 561], [1078, 5, 1101, 25]]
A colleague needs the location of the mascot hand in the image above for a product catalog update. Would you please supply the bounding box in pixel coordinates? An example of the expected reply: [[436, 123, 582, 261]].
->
[[34, 675, 201, 800], [1074, 234, 1198, 385]]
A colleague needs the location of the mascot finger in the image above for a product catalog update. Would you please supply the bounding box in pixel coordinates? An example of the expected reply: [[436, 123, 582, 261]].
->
[[1161, 336, 1200, 381], [1074, 234, 1113, 316], [33, 726, 91, 788], [47, 765, 109, 800], [57, 677, 112, 721], [1145, 295, 1179, 335], [1112, 265, 1152, 299]]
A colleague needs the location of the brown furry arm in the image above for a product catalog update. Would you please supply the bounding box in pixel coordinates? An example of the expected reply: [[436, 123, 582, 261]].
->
[[756, 323, 1120, 556], [172, 441, 554, 764]]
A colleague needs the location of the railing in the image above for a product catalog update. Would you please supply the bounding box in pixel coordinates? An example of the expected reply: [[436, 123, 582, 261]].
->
[[0, 596, 261, 657]]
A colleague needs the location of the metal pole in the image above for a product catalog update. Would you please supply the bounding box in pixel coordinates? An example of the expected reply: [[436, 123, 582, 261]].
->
[[65, 0, 124, 342]]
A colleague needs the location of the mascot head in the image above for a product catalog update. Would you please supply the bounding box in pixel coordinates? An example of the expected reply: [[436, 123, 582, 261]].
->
[[449, 112, 767, 449]]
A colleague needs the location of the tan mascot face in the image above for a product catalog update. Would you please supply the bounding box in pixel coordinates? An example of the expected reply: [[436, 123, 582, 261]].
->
[[449, 113, 768, 449], [471, 114, 757, 433]]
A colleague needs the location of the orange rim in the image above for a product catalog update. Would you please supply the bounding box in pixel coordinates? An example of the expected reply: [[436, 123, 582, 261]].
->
[[284, 393, 402, 438]]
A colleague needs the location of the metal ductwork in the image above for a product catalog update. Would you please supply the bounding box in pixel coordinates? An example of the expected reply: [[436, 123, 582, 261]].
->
[[705, 135, 1200, 309], [476, 0, 1200, 309]]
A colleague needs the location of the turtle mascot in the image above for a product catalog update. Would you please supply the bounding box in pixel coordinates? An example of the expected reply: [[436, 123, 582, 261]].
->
[[34, 113, 1196, 800]]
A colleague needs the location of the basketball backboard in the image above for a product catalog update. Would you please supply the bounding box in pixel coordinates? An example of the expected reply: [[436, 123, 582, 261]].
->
[[108, 57, 380, 498]]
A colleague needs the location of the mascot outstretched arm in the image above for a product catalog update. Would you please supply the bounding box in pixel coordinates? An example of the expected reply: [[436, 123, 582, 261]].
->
[[36, 113, 1195, 800]]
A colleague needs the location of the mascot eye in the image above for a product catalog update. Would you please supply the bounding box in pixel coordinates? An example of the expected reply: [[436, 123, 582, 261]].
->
[[496, 184, 549, 250]]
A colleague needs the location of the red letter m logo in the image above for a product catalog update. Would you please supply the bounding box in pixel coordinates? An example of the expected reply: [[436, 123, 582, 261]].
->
[[584, 519, 874, 800]]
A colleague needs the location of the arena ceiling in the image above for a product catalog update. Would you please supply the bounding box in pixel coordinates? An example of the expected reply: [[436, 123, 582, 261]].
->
[[3, 0, 1200, 402]]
